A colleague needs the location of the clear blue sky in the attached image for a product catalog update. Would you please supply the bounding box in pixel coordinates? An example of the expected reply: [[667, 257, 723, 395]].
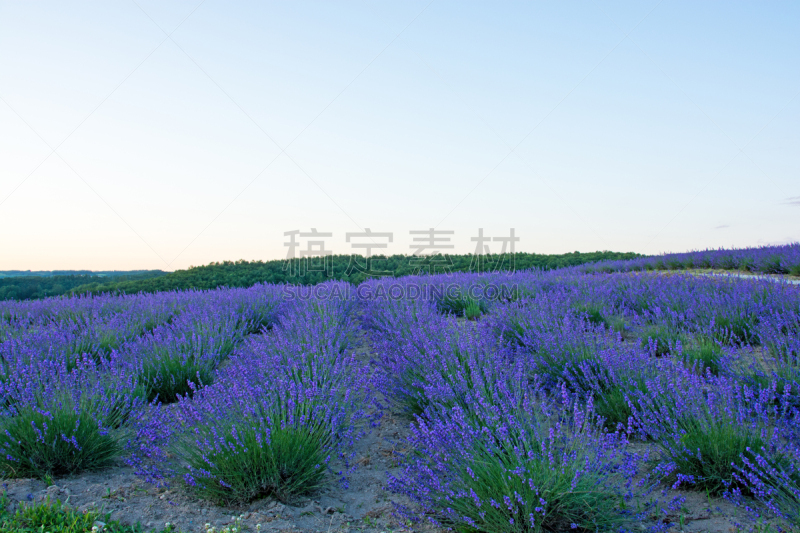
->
[[1, 1, 798, 271]]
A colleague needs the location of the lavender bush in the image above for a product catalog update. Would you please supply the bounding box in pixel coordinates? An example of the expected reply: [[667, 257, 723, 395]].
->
[[170, 374, 348, 504], [388, 392, 654, 532], [0, 355, 141, 479], [629, 371, 795, 496], [733, 440, 800, 523]]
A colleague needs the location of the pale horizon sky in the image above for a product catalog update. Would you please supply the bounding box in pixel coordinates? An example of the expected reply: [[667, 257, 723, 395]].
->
[[1, 1, 798, 271]]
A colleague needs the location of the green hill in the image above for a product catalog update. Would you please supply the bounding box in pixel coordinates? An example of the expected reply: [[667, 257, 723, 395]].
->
[[65, 251, 638, 298], [0, 251, 640, 301]]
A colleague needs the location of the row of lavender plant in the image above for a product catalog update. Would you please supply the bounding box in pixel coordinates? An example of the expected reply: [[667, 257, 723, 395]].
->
[[128, 281, 376, 504], [360, 284, 664, 531], [0, 283, 285, 482], [360, 269, 800, 529], [504, 270, 800, 524], [579, 242, 800, 276]]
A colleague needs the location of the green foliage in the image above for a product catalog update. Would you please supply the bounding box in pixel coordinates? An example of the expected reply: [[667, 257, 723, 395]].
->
[[713, 314, 759, 346], [593, 382, 642, 431], [464, 299, 484, 320], [606, 315, 632, 339], [565, 360, 650, 432], [497, 285, 524, 303], [761, 256, 789, 275], [176, 422, 328, 505], [1, 252, 641, 301], [0, 403, 120, 480], [0, 272, 164, 301], [637, 379, 780, 497], [0, 495, 174, 533], [60, 252, 639, 299], [534, 343, 602, 392], [639, 325, 682, 357], [666, 259, 684, 270], [499, 320, 527, 347], [140, 357, 212, 404], [95, 331, 123, 358], [426, 419, 636, 532], [681, 338, 723, 375], [437, 294, 488, 318], [0, 497, 99, 533], [571, 303, 608, 328], [740, 361, 799, 402], [66, 329, 124, 364], [136, 322, 237, 403], [671, 419, 767, 496]]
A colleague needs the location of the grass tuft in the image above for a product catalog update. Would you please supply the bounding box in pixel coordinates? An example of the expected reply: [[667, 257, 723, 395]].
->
[[0, 495, 174, 532]]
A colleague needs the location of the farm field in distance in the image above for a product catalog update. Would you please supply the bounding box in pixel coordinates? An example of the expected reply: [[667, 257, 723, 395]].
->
[[1, 244, 800, 533]]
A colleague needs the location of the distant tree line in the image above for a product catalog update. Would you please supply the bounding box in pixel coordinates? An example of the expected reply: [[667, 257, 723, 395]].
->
[[67, 251, 638, 297], [0, 271, 165, 301], [0, 270, 161, 278], [0, 251, 640, 301]]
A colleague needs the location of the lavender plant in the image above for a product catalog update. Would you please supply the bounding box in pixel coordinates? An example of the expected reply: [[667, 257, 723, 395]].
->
[[437, 292, 488, 318], [679, 336, 726, 375], [389, 393, 653, 532], [134, 329, 220, 403], [732, 440, 800, 524], [564, 343, 665, 432], [571, 302, 610, 329], [130, 291, 283, 403], [0, 399, 121, 479], [487, 295, 609, 391], [374, 317, 523, 417], [629, 372, 792, 496], [0, 356, 141, 479], [172, 377, 339, 504]]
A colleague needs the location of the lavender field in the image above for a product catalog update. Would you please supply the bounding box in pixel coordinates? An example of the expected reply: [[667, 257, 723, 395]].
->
[[580, 243, 800, 277], [1, 247, 800, 532]]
